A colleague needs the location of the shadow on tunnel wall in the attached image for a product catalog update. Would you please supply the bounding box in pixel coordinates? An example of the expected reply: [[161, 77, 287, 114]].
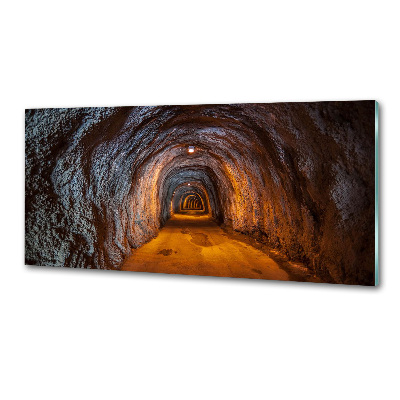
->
[[25, 101, 377, 286]]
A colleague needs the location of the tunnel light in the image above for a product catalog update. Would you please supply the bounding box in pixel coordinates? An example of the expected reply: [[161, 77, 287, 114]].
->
[[188, 146, 195, 153], [188, 183, 191, 186]]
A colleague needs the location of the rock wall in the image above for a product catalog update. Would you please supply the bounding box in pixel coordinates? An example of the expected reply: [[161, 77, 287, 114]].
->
[[25, 102, 375, 284]]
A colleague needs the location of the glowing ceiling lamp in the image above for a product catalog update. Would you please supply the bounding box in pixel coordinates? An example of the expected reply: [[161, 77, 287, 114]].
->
[[188, 146, 195, 153]]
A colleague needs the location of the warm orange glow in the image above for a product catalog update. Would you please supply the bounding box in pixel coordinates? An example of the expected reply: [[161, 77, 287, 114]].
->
[[188, 146, 195, 153]]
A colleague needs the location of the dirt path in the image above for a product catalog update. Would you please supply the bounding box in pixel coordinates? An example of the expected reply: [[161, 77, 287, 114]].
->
[[121, 213, 291, 281]]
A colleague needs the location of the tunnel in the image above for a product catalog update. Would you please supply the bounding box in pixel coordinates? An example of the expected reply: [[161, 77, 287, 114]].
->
[[178, 192, 205, 211], [25, 102, 375, 285]]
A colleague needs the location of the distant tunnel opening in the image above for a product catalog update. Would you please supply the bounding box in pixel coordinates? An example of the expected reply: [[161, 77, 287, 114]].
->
[[181, 193, 203, 210], [170, 182, 210, 216], [179, 191, 204, 210]]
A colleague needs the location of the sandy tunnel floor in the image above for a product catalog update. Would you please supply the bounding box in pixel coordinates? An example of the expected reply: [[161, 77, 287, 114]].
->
[[122, 213, 292, 281]]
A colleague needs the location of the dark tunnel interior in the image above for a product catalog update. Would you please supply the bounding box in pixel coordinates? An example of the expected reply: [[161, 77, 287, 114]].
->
[[25, 102, 376, 285]]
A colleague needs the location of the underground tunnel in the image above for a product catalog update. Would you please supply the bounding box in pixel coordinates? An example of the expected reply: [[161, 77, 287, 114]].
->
[[25, 102, 376, 285]]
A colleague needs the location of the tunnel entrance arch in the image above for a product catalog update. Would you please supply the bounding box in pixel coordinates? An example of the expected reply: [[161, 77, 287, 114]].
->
[[170, 181, 211, 216], [181, 192, 204, 211]]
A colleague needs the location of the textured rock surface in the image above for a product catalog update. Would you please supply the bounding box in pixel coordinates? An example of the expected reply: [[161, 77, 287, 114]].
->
[[25, 102, 375, 284]]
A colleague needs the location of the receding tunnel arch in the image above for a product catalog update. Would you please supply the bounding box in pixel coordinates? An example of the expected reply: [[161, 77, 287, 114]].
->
[[25, 102, 375, 285], [171, 181, 211, 215], [161, 164, 225, 222], [180, 192, 205, 211], [181, 193, 204, 210]]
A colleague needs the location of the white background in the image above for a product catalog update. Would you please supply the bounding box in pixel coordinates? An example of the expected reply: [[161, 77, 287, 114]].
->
[[1, 1, 398, 399]]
